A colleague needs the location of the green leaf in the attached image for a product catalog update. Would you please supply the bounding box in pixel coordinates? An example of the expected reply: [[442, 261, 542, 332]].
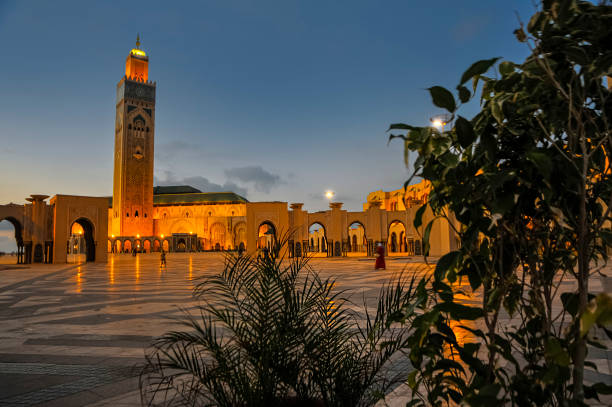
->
[[428, 86, 456, 112], [414, 204, 427, 229], [499, 61, 514, 76], [526, 150, 553, 179], [545, 338, 570, 366], [435, 251, 461, 281], [436, 302, 483, 320], [581, 293, 612, 337], [422, 220, 434, 256], [491, 100, 504, 123], [455, 116, 476, 148], [457, 85, 471, 103], [459, 57, 500, 85]]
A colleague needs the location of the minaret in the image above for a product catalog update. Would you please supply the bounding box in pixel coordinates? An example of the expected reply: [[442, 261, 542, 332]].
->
[[112, 36, 156, 238]]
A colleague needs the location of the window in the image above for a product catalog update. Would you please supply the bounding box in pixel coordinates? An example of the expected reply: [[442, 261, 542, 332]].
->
[[135, 210, 139, 217], [208, 211, 212, 216], [144, 213, 147, 218], [126, 212, 129, 217]]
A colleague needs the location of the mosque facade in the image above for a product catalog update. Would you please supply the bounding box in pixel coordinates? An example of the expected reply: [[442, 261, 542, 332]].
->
[[0, 40, 458, 264]]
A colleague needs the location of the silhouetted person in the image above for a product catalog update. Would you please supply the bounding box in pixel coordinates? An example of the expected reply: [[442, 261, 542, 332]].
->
[[374, 244, 386, 270], [160, 249, 167, 268]]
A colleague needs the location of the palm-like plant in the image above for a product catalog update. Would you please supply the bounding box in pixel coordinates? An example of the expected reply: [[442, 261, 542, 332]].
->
[[141, 236, 420, 406]]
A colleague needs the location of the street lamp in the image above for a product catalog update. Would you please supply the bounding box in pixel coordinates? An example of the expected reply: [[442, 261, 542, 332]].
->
[[430, 114, 453, 132]]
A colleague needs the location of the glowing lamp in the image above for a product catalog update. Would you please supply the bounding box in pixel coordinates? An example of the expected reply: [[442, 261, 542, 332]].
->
[[161, 234, 164, 238], [325, 190, 334, 200], [431, 119, 444, 129], [136, 234, 140, 238]]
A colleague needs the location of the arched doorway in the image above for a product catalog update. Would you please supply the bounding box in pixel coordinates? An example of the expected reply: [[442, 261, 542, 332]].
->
[[114, 240, 122, 254], [177, 238, 186, 252], [143, 240, 151, 253], [347, 222, 367, 256], [108, 240, 112, 253], [210, 223, 226, 251], [257, 221, 277, 252], [234, 222, 247, 252], [123, 240, 132, 253], [308, 223, 327, 256], [388, 220, 406, 255], [153, 240, 160, 252], [134, 240, 142, 253], [162, 239, 169, 252], [0, 217, 23, 264], [69, 218, 95, 262]]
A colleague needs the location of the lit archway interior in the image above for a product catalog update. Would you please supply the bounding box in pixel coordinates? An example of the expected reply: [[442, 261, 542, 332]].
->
[[308, 223, 327, 255], [347, 222, 366, 255]]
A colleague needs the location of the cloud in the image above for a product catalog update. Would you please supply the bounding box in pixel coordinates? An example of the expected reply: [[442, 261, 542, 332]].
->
[[224, 166, 283, 193], [154, 171, 248, 197]]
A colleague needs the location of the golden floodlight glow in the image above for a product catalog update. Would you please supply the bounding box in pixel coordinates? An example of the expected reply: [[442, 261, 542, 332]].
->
[[130, 48, 146, 57], [432, 119, 444, 129], [161, 234, 164, 238], [136, 234, 140, 238], [325, 190, 334, 200], [111, 234, 115, 238]]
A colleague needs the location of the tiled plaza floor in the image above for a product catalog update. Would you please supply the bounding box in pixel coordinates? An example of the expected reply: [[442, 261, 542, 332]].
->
[[0, 253, 610, 406]]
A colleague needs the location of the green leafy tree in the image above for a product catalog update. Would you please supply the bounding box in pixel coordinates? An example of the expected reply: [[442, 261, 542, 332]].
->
[[389, 0, 612, 405]]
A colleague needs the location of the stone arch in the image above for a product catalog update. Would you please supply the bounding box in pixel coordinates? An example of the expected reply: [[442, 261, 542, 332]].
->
[[162, 239, 170, 252], [347, 221, 366, 254], [233, 221, 247, 251], [387, 220, 407, 254], [257, 221, 277, 251], [169, 219, 192, 234], [70, 217, 96, 262], [0, 216, 24, 263], [153, 239, 161, 252], [123, 239, 132, 253], [210, 222, 226, 250], [114, 239, 122, 253], [308, 222, 327, 254], [143, 239, 151, 252]]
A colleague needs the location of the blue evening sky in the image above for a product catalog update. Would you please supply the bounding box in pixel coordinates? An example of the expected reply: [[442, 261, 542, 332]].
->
[[0, 1, 536, 249]]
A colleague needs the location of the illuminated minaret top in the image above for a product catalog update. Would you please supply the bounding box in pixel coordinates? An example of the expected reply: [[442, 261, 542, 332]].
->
[[125, 34, 148, 82]]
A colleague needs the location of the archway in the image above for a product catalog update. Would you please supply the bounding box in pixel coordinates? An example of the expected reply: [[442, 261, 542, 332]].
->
[[108, 240, 112, 253], [387, 220, 406, 255], [162, 239, 169, 252], [234, 222, 247, 252], [177, 238, 186, 252], [308, 222, 327, 256], [347, 221, 367, 256], [123, 240, 132, 253], [0, 217, 23, 264], [69, 218, 95, 262], [134, 239, 142, 253], [257, 221, 277, 251], [210, 223, 226, 251], [143, 240, 151, 253], [114, 240, 122, 254], [153, 240, 160, 252]]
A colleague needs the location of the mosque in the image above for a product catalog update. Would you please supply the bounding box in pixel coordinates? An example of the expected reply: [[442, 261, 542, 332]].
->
[[0, 39, 458, 264]]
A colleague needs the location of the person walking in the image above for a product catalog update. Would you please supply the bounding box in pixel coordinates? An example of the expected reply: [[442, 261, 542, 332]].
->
[[160, 249, 167, 269], [374, 243, 386, 270]]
